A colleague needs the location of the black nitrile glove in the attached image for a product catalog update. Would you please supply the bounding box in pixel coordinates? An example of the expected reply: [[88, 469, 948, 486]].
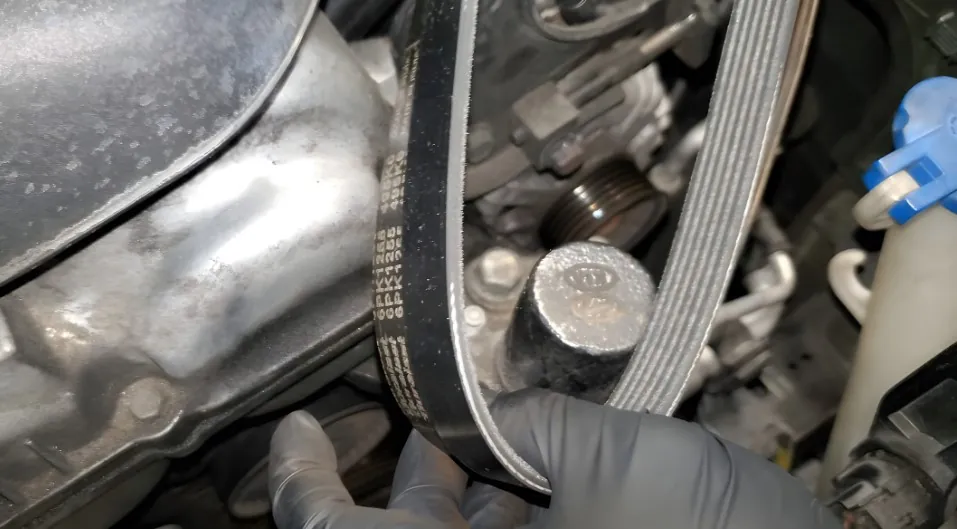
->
[[492, 389, 841, 529], [269, 389, 841, 529], [269, 412, 527, 529]]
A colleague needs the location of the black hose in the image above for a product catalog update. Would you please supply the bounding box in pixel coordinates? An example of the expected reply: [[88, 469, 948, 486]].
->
[[324, 0, 403, 40]]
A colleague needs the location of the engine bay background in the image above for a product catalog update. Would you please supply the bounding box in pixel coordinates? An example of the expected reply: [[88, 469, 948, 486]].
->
[[0, 0, 954, 527]]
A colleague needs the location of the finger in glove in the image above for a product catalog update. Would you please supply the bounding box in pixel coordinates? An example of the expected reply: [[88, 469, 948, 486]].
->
[[270, 411, 430, 529], [490, 389, 841, 529], [387, 431, 470, 529], [460, 483, 529, 529]]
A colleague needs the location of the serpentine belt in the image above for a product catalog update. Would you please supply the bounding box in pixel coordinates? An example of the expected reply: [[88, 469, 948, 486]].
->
[[373, 0, 818, 492]]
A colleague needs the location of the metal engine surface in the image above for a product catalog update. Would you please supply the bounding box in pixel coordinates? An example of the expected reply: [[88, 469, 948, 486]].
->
[[0, 14, 387, 528], [0, 0, 317, 287]]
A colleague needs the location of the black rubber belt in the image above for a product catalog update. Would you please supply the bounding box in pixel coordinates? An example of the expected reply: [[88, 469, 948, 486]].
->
[[374, 0, 811, 493], [373, 0, 511, 480]]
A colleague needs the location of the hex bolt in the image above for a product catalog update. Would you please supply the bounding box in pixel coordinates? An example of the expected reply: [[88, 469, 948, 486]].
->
[[128, 384, 164, 420], [549, 135, 585, 177], [478, 248, 522, 297], [511, 126, 529, 146], [464, 305, 488, 338], [464, 305, 487, 327]]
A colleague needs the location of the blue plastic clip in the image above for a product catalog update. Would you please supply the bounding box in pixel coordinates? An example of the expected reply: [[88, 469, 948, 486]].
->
[[862, 76, 957, 224]]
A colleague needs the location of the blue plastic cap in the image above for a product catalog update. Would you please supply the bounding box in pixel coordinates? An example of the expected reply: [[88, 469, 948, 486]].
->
[[862, 76, 957, 225]]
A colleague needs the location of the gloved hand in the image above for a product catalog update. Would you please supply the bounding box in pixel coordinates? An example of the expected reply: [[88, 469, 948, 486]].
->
[[269, 412, 528, 529], [269, 389, 841, 529]]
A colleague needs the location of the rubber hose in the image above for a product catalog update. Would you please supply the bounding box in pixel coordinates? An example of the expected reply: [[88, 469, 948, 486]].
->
[[325, 0, 402, 40]]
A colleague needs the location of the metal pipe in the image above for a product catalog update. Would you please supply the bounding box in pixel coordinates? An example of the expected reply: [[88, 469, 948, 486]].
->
[[712, 209, 794, 328], [568, 13, 700, 106], [827, 249, 870, 324], [683, 345, 722, 398], [714, 252, 797, 328], [662, 121, 707, 175], [648, 121, 707, 194], [528, 0, 659, 42], [686, 211, 794, 398]]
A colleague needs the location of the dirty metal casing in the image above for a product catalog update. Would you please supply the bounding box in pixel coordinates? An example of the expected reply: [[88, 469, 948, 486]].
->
[[0, 0, 316, 288], [0, 13, 388, 529]]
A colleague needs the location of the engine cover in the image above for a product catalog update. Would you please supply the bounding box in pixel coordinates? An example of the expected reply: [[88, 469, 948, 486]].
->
[[0, 13, 388, 528], [0, 0, 314, 287]]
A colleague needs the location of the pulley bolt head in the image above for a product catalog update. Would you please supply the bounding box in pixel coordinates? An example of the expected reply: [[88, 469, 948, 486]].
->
[[502, 242, 656, 401], [478, 248, 522, 295]]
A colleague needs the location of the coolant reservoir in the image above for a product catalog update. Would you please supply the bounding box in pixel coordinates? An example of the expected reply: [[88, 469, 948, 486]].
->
[[820, 77, 957, 491]]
